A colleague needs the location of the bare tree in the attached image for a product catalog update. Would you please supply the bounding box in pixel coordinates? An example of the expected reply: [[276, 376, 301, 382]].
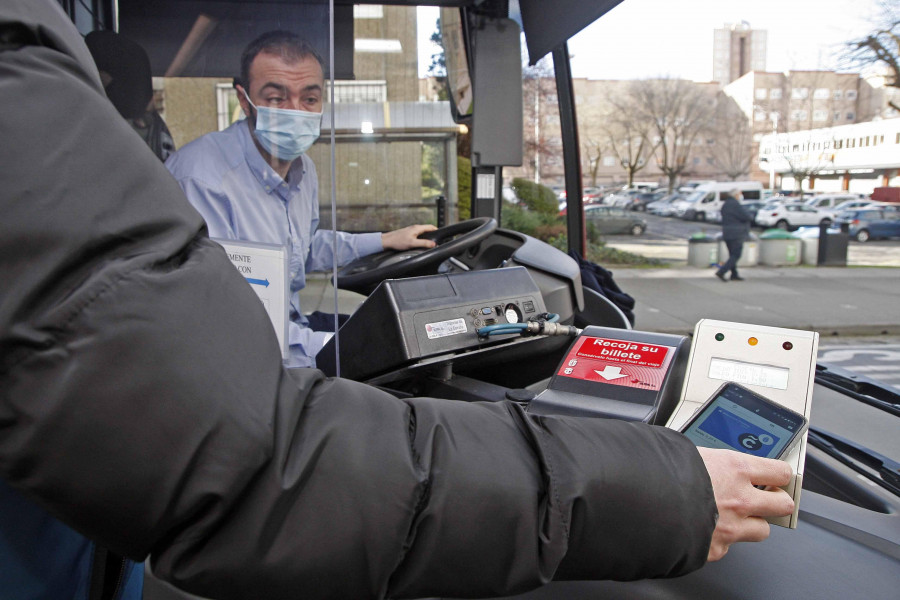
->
[[630, 78, 716, 193], [710, 95, 753, 180], [582, 136, 606, 188], [844, 1, 900, 112], [596, 91, 654, 188]]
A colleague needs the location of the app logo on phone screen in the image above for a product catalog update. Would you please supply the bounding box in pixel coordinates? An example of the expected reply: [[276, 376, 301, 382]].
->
[[698, 406, 782, 457]]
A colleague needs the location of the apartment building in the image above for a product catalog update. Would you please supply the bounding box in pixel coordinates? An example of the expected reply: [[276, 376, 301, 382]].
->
[[713, 22, 767, 86], [723, 70, 878, 185]]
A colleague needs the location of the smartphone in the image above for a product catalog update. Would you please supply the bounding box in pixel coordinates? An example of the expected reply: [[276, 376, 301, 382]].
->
[[679, 382, 807, 459]]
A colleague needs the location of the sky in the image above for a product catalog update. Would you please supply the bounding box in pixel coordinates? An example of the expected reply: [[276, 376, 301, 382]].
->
[[417, 0, 890, 82]]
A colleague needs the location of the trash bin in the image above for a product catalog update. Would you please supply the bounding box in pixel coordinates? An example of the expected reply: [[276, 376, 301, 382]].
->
[[687, 233, 719, 267], [817, 222, 849, 266], [793, 227, 821, 266], [715, 232, 759, 267], [759, 229, 802, 266]]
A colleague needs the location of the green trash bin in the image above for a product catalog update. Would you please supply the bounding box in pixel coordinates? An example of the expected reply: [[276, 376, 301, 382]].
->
[[687, 233, 719, 267], [759, 229, 802, 266]]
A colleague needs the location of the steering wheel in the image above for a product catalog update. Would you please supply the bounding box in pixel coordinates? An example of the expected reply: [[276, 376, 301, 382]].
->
[[335, 217, 498, 295]]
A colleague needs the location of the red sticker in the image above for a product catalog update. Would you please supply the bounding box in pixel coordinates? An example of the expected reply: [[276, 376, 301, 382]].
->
[[557, 336, 675, 391]]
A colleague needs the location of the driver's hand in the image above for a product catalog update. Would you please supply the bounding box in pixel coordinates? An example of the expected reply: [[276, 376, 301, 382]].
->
[[697, 447, 794, 561], [381, 224, 437, 250]]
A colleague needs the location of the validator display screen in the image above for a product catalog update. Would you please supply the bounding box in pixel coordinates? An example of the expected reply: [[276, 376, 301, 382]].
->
[[708, 357, 790, 390], [681, 383, 803, 458]]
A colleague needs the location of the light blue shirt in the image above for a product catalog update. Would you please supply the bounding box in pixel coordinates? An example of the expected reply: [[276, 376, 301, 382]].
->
[[165, 120, 383, 367]]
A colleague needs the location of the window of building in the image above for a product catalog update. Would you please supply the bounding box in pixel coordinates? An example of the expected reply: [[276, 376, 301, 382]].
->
[[353, 5, 384, 18], [791, 87, 809, 99], [846, 111, 855, 120], [846, 90, 858, 100], [754, 110, 767, 121], [328, 80, 388, 103], [833, 90, 843, 99], [755, 88, 768, 100], [602, 156, 617, 167], [813, 88, 830, 99], [896, 132, 900, 144], [216, 84, 240, 131], [790, 110, 808, 121], [770, 88, 782, 99], [834, 111, 842, 121], [834, 139, 843, 149], [813, 110, 828, 121]]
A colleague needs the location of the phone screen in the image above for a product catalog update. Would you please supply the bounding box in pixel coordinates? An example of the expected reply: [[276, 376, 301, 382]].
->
[[680, 382, 806, 459]]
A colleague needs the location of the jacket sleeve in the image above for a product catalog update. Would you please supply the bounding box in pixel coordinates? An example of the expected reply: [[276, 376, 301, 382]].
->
[[0, 3, 716, 599]]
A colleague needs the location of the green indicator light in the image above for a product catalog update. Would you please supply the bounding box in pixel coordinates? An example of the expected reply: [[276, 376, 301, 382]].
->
[[715, 333, 725, 341]]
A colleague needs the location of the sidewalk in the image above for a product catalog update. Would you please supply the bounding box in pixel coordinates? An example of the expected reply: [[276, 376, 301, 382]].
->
[[611, 265, 900, 338], [602, 237, 900, 337]]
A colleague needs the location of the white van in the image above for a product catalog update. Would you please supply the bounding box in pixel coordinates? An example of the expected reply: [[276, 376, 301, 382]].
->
[[672, 181, 763, 221]]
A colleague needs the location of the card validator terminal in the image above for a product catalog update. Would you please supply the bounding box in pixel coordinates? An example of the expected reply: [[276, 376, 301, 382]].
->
[[528, 326, 691, 424], [666, 320, 818, 528]]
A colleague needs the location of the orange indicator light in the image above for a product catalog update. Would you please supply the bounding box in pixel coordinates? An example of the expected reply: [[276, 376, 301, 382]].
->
[[748, 337, 759, 346]]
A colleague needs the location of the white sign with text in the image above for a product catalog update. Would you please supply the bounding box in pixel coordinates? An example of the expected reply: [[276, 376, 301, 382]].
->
[[215, 238, 289, 358]]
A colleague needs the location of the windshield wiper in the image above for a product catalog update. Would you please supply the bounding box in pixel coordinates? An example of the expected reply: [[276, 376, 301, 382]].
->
[[815, 363, 900, 419], [808, 426, 900, 497]]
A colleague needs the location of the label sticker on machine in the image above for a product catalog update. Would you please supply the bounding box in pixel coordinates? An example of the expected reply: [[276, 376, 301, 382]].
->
[[424, 318, 468, 339], [556, 336, 676, 391]]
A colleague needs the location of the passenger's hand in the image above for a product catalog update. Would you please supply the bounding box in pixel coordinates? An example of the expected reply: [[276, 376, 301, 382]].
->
[[697, 447, 795, 561], [381, 224, 438, 250]]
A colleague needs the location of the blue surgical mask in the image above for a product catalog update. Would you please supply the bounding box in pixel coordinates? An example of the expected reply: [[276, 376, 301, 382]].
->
[[241, 88, 322, 162]]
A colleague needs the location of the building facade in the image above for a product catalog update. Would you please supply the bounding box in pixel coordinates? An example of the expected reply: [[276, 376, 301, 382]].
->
[[723, 69, 879, 186], [759, 118, 900, 193], [713, 23, 767, 86]]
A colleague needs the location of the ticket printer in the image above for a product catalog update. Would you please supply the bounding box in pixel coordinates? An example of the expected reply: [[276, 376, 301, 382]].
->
[[527, 326, 691, 425]]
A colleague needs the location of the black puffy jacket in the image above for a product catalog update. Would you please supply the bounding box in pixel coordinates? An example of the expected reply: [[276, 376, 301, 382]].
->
[[0, 2, 716, 598]]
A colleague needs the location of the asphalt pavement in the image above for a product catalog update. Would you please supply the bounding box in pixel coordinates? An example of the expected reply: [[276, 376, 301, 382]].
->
[[611, 265, 900, 338], [603, 234, 900, 338]]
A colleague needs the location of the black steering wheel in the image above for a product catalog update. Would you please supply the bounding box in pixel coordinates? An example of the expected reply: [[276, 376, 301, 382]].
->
[[336, 217, 498, 295]]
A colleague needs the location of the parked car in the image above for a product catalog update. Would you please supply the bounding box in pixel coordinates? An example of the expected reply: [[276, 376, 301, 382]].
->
[[833, 199, 877, 212], [606, 189, 643, 207], [741, 200, 767, 224], [582, 186, 603, 204], [834, 208, 900, 242], [646, 193, 682, 216], [804, 194, 861, 210], [755, 203, 836, 230], [583, 205, 647, 235], [625, 190, 666, 211]]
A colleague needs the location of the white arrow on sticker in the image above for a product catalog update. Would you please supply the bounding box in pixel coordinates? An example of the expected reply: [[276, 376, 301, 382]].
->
[[595, 366, 627, 380]]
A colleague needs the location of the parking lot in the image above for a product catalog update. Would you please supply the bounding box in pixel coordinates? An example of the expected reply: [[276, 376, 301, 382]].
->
[[603, 212, 900, 266]]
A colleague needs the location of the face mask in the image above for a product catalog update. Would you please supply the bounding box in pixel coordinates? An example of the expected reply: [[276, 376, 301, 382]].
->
[[241, 88, 322, 162]]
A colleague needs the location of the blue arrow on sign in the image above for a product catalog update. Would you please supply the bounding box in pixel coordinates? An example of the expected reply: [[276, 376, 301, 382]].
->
[[245, 277, 270, 288]]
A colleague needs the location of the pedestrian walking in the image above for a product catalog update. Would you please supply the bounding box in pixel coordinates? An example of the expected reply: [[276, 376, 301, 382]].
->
[[716, 189, 753, 281]]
